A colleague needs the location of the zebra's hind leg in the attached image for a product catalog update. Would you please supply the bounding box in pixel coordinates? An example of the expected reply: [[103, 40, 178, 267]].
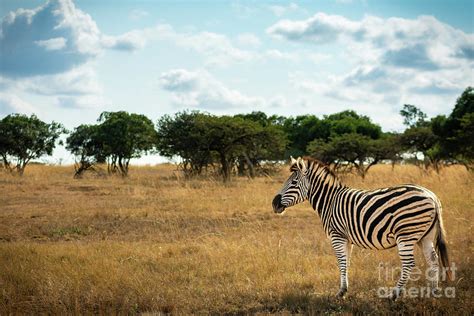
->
[[390, 239, 416, 300], [330, 235, 352, 298], [418, 228, 440, 290]]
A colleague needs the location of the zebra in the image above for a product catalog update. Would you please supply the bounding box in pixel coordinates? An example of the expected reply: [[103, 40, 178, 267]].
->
[[272, 156, 452, 300]]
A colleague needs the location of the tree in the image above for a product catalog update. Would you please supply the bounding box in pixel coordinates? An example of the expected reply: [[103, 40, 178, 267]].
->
[[325, 110, 382, 139], [234, 111, 271, 127], [203, 115, 276, 182], [156, 111, 213, 177], [0, 114, 64, 175], [402, 88, 474, 171], [306, 110, 386, 178], [400, 125, 439, 169], [398, 104, 447, 171], [233, 112, 288, 177], [66, 124, 104, 178], [308, 133, 381, 178], [97, 111, 157, 176], [281, 115, 330, 157], [156, 111, 288, 181], [400, 104, 428, 127], [456, 113, 474, 170], [434, 87, 474, 169], [373, 132, 404, 168], [449, 87, 474, 123]]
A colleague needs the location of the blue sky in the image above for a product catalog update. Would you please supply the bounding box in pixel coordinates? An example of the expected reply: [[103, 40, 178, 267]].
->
[[0, 0, 473, 164]]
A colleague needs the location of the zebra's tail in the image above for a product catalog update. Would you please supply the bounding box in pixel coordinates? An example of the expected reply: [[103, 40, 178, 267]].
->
[[435, 203, 453, 281]]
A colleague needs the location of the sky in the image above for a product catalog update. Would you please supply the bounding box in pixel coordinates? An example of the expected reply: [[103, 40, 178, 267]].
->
[[0, 0, 473, 164]]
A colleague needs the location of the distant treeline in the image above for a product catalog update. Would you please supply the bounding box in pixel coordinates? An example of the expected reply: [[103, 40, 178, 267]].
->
[[0, 87, 473, 181]]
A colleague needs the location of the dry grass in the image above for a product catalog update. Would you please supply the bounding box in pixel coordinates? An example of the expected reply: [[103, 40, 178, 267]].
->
[[0, 164, 472, 314]]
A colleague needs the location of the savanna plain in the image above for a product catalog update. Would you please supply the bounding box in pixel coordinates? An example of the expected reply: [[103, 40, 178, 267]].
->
[[0, 164, 473, 314]]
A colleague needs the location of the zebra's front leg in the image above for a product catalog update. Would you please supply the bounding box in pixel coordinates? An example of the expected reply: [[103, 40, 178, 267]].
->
[[390, 240, 416, 300], [331, 235, 352, 298]]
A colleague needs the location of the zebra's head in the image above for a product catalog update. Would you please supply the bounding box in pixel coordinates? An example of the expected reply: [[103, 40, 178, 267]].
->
[[272, 156, 310, 214]]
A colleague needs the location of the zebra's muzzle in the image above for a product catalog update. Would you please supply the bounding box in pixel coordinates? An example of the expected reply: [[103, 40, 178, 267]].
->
[[272, 194, 286, 214]]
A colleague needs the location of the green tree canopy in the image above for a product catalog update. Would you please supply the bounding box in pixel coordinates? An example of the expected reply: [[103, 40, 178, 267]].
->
[[305, 110, 386, 178], [400, 87, 474, 171], [325, 110, 382, 139], [0, 114, 64, 174], [398, 104, 445, 170], [434, 87, 474, 169], [233, 111, 288, 176], [281, 115, 330, 157], [96, 111, 157, 176], [198, 114, 284, 182], [156, 111, 287, 181], [156, 111, 214, 176], [400, 104, 428, 127], [65, 124, 104, 177], [308, 133, 388, 178]]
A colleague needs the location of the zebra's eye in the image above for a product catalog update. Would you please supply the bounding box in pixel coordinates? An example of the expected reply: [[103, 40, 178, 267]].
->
[[291, 179, 298, 185]]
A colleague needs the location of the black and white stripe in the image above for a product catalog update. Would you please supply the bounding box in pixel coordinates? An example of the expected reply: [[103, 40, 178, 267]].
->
[[272, 156, 452, 300]]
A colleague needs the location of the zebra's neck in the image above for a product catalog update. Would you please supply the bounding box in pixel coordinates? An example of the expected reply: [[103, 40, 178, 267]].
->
[[306, 162, 345, 216]]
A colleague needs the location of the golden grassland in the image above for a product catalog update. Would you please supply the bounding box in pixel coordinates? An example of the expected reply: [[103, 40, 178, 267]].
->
[[0, 164, 473, 314]]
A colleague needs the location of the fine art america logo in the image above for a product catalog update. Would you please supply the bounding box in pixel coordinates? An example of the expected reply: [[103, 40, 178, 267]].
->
[[376, 262, 457, 298]]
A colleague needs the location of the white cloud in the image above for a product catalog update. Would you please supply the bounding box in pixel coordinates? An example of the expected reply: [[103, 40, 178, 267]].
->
[[236, 33, 261, 48], [264, 49, 299, 61], [102, 30, 147, 51], [1, 0, 99, 77], [268, 95, 289, 109], [268, 3, 299, 17], [160, 69, 199, 92], [270, 12, 474, 126], [129, 9, 149, 20], [307, 52, 331, 64], [35, 37, 67, 51], [176, 31, 255, 66], [120, 23, 300, 67], [0, 0, 138, 112], [0, 94, 36, 115], [160, 69, 274, 110], [267, 13, 474, 68], [33, 66, 106, 109], [56, 94, 107, 109], [289, 65, 468, 130], [0, 0, 149, 79], [267, 12, 361, 43], [103, 23, 257, 66], [25, 66, 102, 96], [0, 64, 106, 110]]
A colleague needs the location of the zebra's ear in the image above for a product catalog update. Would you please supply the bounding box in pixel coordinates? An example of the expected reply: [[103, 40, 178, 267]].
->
[[290, 156, 297, 165], [297, 157, 308, 173]]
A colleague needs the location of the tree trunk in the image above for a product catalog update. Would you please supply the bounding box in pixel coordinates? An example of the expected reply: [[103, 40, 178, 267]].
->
[[1, 154, 12, 172], [74, 158, 94, 178], [17, 161, 26, 176], [391, 160, 396, 171], [237, 157, 246, 177], [219, 152, 231, 182], [108, 156, 118, 175], [243, 152, 255, 178], [354, 162, 366, 180], [118, 157, 128, 177]]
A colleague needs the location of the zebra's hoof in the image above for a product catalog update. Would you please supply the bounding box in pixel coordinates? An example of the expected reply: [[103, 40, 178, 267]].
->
[[389, 289, 400, 301], [336, 289, 347, 298]]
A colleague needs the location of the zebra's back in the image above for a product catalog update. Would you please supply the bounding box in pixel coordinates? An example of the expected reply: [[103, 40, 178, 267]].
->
[[331, 184, 439, 250]]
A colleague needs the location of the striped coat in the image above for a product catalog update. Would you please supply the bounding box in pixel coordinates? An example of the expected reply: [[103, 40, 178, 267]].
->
[[272, 157, 451, 300]]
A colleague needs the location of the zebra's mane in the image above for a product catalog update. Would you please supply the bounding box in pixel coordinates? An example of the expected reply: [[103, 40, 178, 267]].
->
[[302, 156, 344, 187]]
